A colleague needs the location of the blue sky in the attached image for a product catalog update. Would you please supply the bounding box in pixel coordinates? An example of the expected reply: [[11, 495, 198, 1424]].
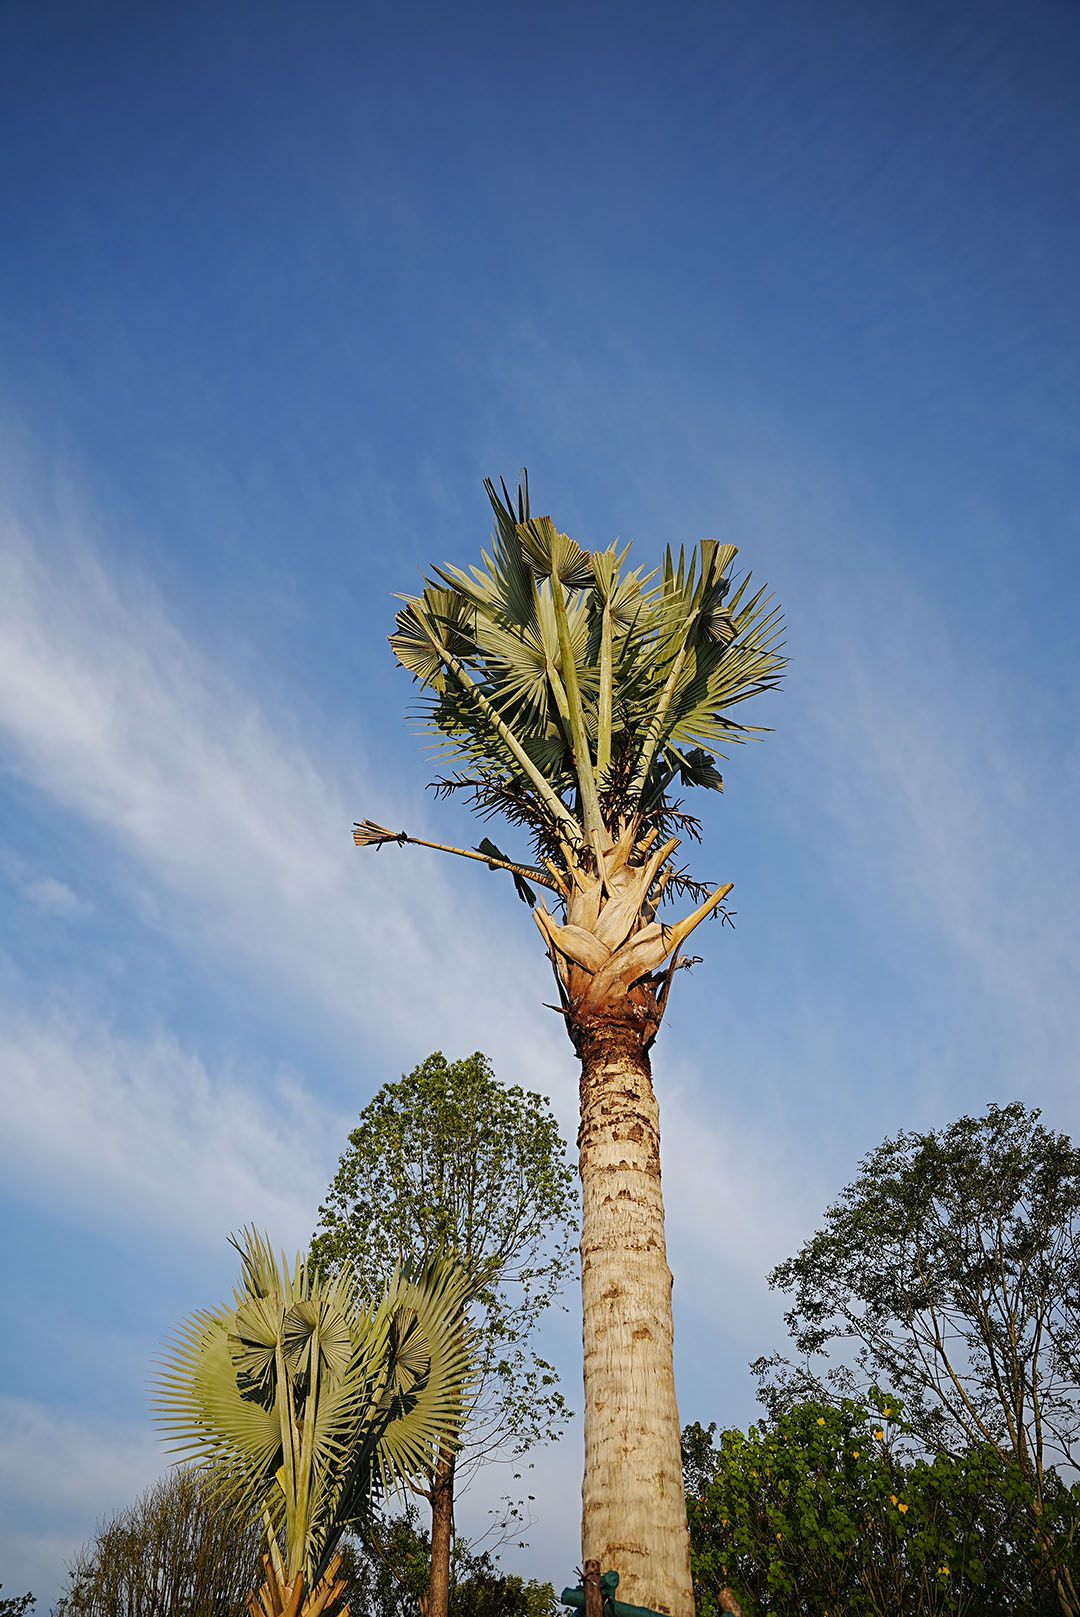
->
[[1, 0, 1079, 1600]]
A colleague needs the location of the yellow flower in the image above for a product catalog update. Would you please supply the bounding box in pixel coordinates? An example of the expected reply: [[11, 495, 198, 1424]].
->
[[938, 1566, 950, 1576], [898, 1502, 909, 1514], [816, 1416, 826, 1425], [890, 1495, 898, 1506], [883, 1407, 891, 1417], [874, 1430, 884, 1441], [776, 1532, 782, 1541], [852, 1450, 860, 1458]]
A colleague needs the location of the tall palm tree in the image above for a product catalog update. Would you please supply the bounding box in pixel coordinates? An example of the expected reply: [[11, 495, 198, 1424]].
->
[[154, 1230, 474, 1617], [355, 477, 785, 1617]]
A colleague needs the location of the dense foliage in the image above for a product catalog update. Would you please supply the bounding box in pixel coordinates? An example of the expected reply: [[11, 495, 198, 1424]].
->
[[0, 1591, 34, 1617], [52, 1467, 263, 1616], [349, 1507, 557, 1617], [756, 1102, 1080, 1613], [311, 1051, 577, 1473], [684, 1396, 1077, 1616], [763, 1103, 1080, 1474]]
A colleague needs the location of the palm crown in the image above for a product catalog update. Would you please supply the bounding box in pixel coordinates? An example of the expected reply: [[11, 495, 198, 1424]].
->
[[358, 476, 785, 1037], [154, 1230, 474, 1607]]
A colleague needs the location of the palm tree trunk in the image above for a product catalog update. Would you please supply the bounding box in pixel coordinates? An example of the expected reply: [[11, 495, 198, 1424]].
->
[[576, 1016, 693, 1617], [427, 1444, 456, 1617], [247, 1552, 349, 1617]]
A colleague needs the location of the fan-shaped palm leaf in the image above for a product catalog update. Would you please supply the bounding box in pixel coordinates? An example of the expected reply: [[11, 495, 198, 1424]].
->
[[153, 1230, 474, 1602]]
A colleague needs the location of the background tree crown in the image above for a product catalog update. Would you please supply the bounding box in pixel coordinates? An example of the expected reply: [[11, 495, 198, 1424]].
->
[[52, 1467, 263, 1617], [683, 1397, 1072, 1616], [763, 1102, 1080, 1483], [310, 1052, 578, 1471]]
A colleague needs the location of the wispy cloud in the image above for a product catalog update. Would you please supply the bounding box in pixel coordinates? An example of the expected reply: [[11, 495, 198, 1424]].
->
[[0, 850, 93, 921], [797, 578, 1079, 1021], [0, 1397, 162, 1601], [0, 498, 569, 1099], [0, 999, 331, 1247], [0, 1398, 158, 1517], [716, 446, 1080, 1108], [0, 486, 579, 1595]]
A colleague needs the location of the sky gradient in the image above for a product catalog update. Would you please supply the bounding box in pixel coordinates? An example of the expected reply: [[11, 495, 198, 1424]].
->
[[1, 0, 1079, 1602]]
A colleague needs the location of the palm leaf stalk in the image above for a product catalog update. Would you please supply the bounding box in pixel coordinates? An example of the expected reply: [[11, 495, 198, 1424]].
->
[[154, 1230, 475, 1617], [359, 476, 785, 1617]]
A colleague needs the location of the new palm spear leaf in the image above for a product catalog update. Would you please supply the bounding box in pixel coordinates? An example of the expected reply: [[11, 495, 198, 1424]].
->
[[357, 476, 785, 1617]]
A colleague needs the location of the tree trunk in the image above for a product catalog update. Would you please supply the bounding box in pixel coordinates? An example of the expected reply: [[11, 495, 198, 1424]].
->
[[576, 1016, 693, 1617], [427, 1444, 456, 1617]]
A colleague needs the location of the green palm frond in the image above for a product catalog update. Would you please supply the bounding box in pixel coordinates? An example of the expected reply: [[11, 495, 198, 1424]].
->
[[502, 514, 591, 589], [153, 1231, 475, 1591], [386, 475, 785, 865]]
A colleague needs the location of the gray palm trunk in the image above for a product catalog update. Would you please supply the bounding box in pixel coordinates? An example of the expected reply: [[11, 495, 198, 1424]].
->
[[576, 1017, 691, 1614]]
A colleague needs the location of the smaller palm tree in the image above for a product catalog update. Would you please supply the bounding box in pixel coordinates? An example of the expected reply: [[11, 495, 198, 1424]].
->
[[154, 1230, 474, 1617]]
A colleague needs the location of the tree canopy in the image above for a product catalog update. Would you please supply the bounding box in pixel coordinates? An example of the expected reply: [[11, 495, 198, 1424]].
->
[[310, 1052, 578, 1477], [357, 477, 786, 1051], [53, 1467, 263, 1617], [386, 474, 784, 871], [762, 1103, 1080, 1489]]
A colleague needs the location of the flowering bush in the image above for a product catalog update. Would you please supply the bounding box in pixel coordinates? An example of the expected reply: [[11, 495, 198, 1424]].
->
[[684, 1394, 1075, 1615]]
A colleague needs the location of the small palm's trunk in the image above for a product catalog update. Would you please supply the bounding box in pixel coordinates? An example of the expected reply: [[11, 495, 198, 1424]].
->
[[247, 1551, 349, 1617], [576, 1017, 693, 1617], [427, 1444, 456, 1617]]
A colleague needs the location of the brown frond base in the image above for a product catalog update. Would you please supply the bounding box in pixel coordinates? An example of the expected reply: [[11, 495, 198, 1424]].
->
[[247, 1553, 349, 1617], [565, 978, 665, 1061]]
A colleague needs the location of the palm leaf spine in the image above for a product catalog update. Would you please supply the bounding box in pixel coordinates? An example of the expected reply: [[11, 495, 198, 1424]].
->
[[596, 595, 613, 785], [352, 826, 558, 894], [276, 1339, 301, 1577], [623, 566, 712, 813], [432, 639, 583, 848], [548, 565, 607, 866]]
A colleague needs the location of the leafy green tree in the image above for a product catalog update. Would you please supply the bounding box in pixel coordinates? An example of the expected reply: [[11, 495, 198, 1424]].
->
[[52, 1467, 264, 1617], [153, 1229, 474, 1617], [352, 474, 784, 1617], [761, 1102, 1080, 1612], [310, 1052, 576, 1617], [344, 1508, 430, 1617], [348, 1506, 556, 1617], [683, 1396, 1070, 1616]]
